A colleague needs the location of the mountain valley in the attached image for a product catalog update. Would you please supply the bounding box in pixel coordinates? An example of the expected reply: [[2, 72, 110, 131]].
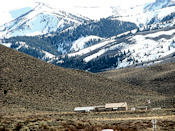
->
[[0, 1, 175, 129]]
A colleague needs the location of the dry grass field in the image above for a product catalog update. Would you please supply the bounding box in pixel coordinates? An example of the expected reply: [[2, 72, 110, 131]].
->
[[0, 109, 175, 130]]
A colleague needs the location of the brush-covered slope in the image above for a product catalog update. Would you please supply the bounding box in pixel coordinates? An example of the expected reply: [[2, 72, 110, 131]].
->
[[0, 45, 162, 113], [101, 62, 175, 107]]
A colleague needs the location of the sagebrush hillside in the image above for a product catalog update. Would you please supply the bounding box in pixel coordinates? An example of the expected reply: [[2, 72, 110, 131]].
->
[[101, 63, 175, 108], [0, 45, 162, 113]]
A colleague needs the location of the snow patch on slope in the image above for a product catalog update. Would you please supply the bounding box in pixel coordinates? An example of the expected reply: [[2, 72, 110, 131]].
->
[[70, 35, 104, 52], [145, 28, 175, 37], [117, 28, 175, 68], [16, 41, 29, 50], [0, 43, 12, 48], [42, 50, 55, 59], [84, 49, 106, 62], [68, 39, 115, 57]]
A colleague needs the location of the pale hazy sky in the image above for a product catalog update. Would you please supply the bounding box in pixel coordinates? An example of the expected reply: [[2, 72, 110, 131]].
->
[[0, 0, 155, 25]]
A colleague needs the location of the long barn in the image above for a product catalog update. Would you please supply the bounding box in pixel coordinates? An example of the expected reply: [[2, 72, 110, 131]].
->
[[105, 102, 128, 111], [74, 102, 128, 112]]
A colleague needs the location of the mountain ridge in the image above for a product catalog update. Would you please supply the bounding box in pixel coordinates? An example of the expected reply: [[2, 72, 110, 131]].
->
[[0, 1, 175, 72], [0, 2, 90, 38]]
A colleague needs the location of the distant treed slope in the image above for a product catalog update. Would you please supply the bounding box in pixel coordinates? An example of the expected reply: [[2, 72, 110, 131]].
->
[[3, 19, 175, 73], [0, 45, 160, 112], [60, 26, 175, 72], [50, 18, 137, 53], [3, 36, 58, 55], [54, 18, 137, 39], [3, 18, 137, 55]]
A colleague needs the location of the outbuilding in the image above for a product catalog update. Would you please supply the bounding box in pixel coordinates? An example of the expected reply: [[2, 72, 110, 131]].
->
[[74, 106, 95, 112], [105, 102, 128, 111]]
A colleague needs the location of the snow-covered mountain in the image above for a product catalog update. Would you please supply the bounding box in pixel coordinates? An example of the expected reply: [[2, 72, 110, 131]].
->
[[1, 0, 175, 38], [0, 0, 175, 72], [115, 0, 175, 28], [145, 0, 175, 11], [1, 17, 137, 57], [0, 3, 89, 38], [63, 26, 175, 72]]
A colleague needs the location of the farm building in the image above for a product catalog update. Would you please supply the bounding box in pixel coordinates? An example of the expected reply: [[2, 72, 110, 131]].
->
[[94, 106, 106, 112], [74, 105, 105, 112], [74, 102, 128, 112], [105, 102, 128, 111], [74, 106, 96, 112]]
